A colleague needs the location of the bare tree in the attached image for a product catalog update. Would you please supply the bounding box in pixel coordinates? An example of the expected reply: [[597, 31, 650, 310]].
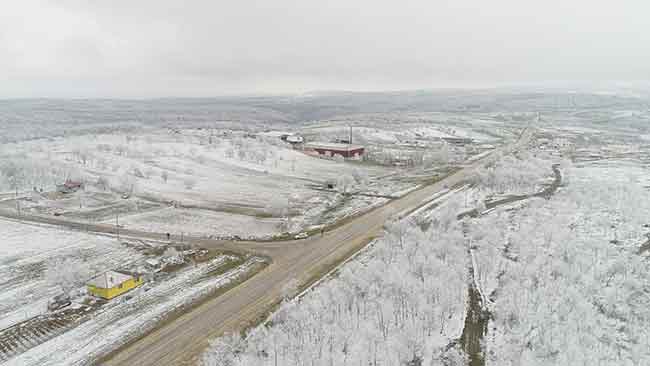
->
[[132, 166, 145, 178], [96, 176, 110, 191]]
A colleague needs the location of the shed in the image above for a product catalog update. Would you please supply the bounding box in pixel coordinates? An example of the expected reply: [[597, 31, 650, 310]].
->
[[285, 135, 304, 144], [145, 258, 161, 270], [304, 142, 365, 158], [87, 271, 143, 300]]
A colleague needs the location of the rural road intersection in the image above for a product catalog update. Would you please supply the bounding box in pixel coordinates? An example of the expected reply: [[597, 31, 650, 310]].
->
[[0, 129, 531, 365]]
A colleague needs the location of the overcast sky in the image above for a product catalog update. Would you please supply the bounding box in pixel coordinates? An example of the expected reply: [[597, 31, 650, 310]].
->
[[1, 0, 649, 97]]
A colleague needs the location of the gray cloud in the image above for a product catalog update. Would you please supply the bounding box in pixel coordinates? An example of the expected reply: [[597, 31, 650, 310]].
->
[[2, 0, 650, 97]]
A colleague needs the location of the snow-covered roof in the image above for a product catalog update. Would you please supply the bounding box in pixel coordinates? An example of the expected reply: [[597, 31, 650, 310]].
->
[[304, 142, 364, 151], [64, 180, 83, 188], [258, 131, 293, 137], [87, 271, 133, 289], [286, 135, 304, 143], [145, 259, 161, 267]]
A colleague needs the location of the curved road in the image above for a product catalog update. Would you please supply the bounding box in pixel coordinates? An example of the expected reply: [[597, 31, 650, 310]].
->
[[0, 129, 531, 366]]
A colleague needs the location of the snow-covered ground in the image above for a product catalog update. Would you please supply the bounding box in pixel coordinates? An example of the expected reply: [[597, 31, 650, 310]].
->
[[0, 120, 494, 240], [0, 219, 143, 330], [0, 129, 421, 238], [3, 91, 650, 365], [6, 256, 264, 366], [0, 217, 267, 365], [113, 207, 283, 238]]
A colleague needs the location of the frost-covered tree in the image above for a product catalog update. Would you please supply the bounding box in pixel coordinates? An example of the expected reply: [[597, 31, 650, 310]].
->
[[204, 192, 469, 366], [184, 177, 197, 190], [337, 174, 354, 194], [203, 334, 245, 366], [119, 173, 137, 195], [45, 258, 90, 295], [96, 176, 110, 191]]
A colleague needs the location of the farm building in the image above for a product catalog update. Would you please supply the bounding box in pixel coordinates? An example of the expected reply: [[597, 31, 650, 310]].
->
[[304, 142, 365, 158], [87, 271, 143, 300], [442, 137, 474, 145], [258, 131, 304, 144], [285, 134, 304, 144]]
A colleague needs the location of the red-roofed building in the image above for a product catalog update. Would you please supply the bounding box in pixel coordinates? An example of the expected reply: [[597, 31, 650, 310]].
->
[[304, 142, 365, 159]]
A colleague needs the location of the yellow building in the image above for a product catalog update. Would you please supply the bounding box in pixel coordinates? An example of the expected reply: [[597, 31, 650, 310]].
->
[[87, 270, 143, 300]]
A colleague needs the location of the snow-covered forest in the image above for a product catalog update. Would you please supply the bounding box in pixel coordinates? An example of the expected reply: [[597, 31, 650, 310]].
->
[[471, 151, 555, 196], [477, 163, 650, 365], [203, 157, 650, 366], [203, 190, 471, 366]]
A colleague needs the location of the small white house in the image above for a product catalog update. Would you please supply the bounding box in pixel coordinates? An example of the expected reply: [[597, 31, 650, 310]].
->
[[285, 135, 304, 144], [145, 258, 161, 270]]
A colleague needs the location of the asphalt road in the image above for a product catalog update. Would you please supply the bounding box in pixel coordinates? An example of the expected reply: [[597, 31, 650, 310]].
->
[[0, 129, 531, 366]]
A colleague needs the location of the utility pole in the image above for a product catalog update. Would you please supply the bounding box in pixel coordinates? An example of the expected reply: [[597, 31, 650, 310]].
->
[[15, 186, 20, 216], [349, 125, 352, 146], [348, 125, 353, 162], [116, 213, 120, 242], [287, 196, 292, 230]]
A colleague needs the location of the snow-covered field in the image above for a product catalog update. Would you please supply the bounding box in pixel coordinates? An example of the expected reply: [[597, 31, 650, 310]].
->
[[0, 219, 143, 330], [7, 256, 264, 366], [0, 130, 385, 205], [113, 207, 283, 238], [0, 217, 269, 365], [0, 128, 429, 238]]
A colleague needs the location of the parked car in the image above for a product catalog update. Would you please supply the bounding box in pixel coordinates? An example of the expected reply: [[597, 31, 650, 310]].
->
[[294, 232, 309, 240], [47, 293, 71, 311]]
